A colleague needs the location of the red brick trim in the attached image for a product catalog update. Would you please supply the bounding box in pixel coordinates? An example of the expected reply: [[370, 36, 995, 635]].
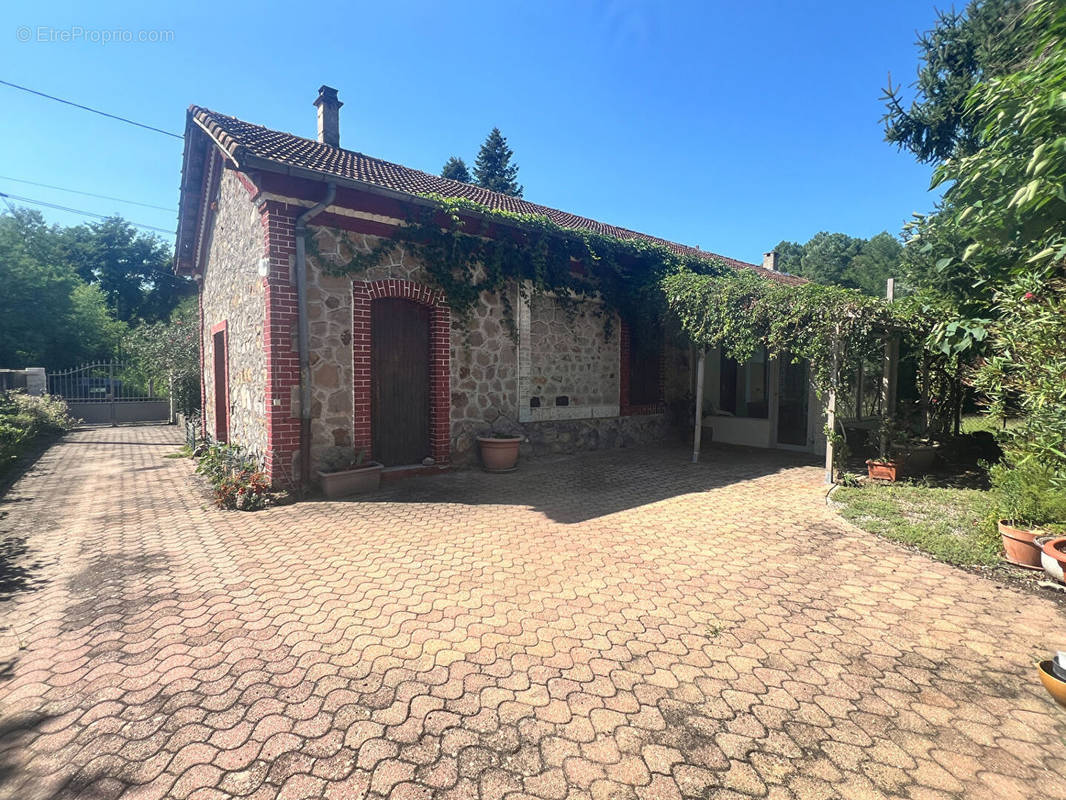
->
[[261, 201, 300, 486], [198, 289, 207, 441], [209, 320, 230, 442], [233, 170, 259, 199], [619, 320, 666, 417], [353, 279, 451, 464]]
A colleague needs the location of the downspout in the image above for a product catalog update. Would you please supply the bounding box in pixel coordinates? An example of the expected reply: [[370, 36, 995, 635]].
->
[[294, 182, 336, 493]]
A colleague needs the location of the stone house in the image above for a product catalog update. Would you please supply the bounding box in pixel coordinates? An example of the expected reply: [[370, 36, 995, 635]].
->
[[175, 86, 823, 488]]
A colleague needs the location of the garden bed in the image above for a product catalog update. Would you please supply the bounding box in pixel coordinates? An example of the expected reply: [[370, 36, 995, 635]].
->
[[831, 482, 1066, 603]]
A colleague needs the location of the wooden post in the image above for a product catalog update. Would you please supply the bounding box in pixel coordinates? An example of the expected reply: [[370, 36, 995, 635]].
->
[[825, 329, 840, 484], [882, 278, 899, 421], [855, 361, 864, 419], [920, 351, 930, 435], [692, 349, 706, 464]]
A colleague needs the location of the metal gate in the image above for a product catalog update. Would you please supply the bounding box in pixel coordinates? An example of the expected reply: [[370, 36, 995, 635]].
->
[[47, 361, 171, 425]]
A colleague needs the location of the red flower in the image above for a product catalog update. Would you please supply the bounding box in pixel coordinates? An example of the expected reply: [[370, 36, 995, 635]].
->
[[1023, 292, 1036, 301]]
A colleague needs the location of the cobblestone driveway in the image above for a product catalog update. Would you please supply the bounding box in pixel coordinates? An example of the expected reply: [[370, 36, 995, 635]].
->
[[1, 425, 1064, 800]]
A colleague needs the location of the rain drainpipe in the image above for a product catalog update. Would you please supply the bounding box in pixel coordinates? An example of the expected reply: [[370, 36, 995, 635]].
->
[[294, 182, 336, 493]]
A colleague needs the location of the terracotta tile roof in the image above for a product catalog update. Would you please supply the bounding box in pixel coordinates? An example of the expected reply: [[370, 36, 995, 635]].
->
[[186, 106, 804, 284]]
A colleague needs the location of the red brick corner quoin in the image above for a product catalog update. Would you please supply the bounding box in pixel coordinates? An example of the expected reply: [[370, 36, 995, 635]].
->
[[353, 279, 451, 465], [262, 201, 299, 486]]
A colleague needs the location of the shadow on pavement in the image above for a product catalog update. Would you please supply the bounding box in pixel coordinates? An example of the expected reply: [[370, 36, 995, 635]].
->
[[343, 442, 821, 524]]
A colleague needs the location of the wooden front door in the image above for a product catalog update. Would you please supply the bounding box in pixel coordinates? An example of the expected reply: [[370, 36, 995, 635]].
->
[[212, 329, 228, 443], [371, 298, 431, 466]]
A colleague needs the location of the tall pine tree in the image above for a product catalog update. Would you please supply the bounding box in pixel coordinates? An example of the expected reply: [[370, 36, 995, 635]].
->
[[473, 128, 523, 197], [440, 156, 471, 182]]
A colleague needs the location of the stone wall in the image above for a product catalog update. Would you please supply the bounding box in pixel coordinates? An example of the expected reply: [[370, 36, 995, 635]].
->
[[307, 229, 520, 468], [521, 414, 671, 458], [304, 226, 671, 466], [200, 171, 267, 462], [305, 258, 355, 469], [525, 296, 618, 414], [448, 289, 519, 462]]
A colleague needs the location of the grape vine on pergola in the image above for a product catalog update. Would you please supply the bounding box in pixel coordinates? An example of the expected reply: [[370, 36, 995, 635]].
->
[[662, 269, 910, 483]]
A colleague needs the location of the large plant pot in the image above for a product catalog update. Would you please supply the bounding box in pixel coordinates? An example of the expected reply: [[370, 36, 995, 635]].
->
[[1039, 536, 1066, 583], [477, 436, 522, 473], [317, 462, 383, 498], [998, 519, 1042, 568], [866, 459, 903, 481], [1038, 661, 1066, 709]]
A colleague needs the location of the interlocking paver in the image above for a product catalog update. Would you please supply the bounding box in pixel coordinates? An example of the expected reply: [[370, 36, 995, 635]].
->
[[1, 425, 1065, 799]]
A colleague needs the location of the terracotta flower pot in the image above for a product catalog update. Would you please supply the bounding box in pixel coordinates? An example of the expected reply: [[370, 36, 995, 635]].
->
[[477, 436, 522, 473], [1038, 660, 1066, 709], [316, 462, 383, 498], [1040, 537, 1066, 582], [866, 459, 902, 481], [998, 519, 1042, 568]]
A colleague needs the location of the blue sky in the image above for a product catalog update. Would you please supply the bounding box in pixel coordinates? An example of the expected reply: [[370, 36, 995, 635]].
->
[[0, 0, 941, 264]]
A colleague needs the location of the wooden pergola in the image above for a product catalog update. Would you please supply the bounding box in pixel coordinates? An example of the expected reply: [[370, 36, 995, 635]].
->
[[690, 278, 903, 486]]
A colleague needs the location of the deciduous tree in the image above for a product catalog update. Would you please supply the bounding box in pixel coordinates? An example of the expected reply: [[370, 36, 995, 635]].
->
[[60, 217, 192, 323]]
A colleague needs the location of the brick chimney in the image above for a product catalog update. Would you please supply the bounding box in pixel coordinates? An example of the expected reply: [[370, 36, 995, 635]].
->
[[762, 251, 780, 272], [313, 85, 342, 147]]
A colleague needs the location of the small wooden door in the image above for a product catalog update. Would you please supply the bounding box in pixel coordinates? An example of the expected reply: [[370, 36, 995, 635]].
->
[[212, 329, 228, 443], [371, 299, 430, 466]]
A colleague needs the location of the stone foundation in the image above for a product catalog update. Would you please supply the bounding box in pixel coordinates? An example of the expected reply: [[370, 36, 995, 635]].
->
[[521, 414, 671, 459]]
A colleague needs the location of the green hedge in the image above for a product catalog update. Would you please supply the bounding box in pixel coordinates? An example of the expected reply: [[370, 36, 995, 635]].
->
[[0, 392, 76, 476]]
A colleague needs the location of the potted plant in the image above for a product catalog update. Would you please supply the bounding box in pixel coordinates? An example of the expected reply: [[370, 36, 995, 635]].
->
[[316, 447, 383, 498], [988, 460, 1066, 568], [1037, 536, 1066, 583], [866, 417, 905, 481], [477, 432, 523, 472]]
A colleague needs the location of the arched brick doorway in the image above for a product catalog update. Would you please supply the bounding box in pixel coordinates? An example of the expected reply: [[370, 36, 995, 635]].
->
[[352, 280, 450, 465]]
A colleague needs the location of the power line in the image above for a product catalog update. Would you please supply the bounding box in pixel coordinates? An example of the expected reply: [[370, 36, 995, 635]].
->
[[0, 175, 175, 212], [0, 190, 175, 235], [0, 79, 183, 140]]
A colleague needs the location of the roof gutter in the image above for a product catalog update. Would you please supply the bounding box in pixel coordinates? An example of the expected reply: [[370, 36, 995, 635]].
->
[[294, 181, 336, 493]]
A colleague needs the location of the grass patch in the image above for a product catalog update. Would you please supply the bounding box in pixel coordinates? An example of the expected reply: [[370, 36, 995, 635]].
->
[[960, 413, 1020, 434], [833, 482, 1000, 567]]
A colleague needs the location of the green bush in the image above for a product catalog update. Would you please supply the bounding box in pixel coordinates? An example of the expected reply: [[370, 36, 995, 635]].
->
[[988, 458, 1066, 527], [195, 442, 272, 511], [0, 392, 76, 474]]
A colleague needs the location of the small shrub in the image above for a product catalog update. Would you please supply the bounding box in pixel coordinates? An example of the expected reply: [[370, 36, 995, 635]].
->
[[988, 458, 1066, 527], [0, 392, 76, 474], [195, 442, 274, 511], [216, 469, 271, 511]]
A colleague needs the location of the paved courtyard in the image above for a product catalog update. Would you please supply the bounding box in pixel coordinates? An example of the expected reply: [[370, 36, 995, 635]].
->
[[1, 425, 1064, 800]]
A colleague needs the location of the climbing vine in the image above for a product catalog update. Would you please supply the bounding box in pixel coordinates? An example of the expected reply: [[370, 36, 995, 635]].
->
[[662, 269, 904, 401], [308, 194, 729, 340]]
